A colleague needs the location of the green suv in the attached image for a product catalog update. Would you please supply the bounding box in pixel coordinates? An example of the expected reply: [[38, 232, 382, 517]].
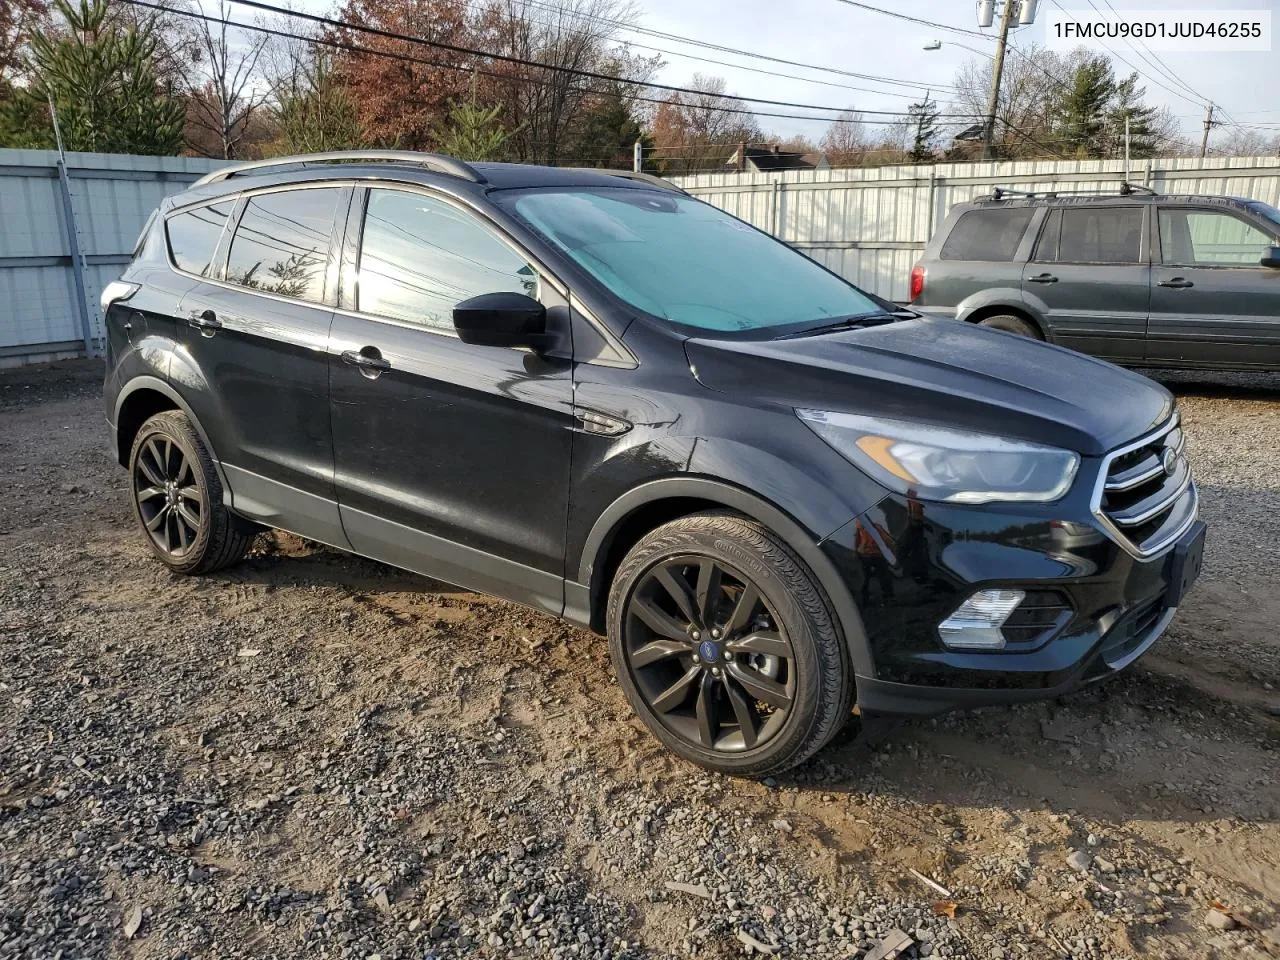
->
[[909, 187, 1280, 370]]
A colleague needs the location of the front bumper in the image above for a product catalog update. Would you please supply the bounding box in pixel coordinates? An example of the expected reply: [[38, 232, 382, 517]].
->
[[822, 484, 1202, 716]]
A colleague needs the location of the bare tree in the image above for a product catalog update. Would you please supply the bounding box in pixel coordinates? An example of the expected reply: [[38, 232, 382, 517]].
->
[[1217, 126, 1280, 158], [184, 0, 270, 158], [651, 73, 762, 174], [484, 0, 652, 164], [820, 108, 871, 167]]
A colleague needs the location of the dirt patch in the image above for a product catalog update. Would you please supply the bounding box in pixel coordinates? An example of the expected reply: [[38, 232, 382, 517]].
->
[[0, 360, 1277, 960]]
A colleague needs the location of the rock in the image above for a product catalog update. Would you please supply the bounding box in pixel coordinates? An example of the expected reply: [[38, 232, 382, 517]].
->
[[865, 928, 914, 960], [123, 905, 143, 940], [736, 929, 780, 954], [1066, 851, 1093, 873], [770, 819, 794, 834], [1204, 908, 1238, 931], [664, 880, 711, 900], [1094, 857, 1116, 874]]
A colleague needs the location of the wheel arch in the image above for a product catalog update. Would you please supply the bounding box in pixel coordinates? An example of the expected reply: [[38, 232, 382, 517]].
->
[[576, 477, 875, 677], [961, 302, 1049, 340], [114, 378, 231, 497]]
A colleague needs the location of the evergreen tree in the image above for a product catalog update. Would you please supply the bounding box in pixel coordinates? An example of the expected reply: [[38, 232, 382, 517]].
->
[[0, 81, 53, 147], [1056, 54, 1116, 158], [436, 84, 511, 161], [26, 0, 183, 155], [907, 93, 938, 163], [1106, 73, 1160, 158], [271, 50, 365, 155], [561, 85, 648, 168]]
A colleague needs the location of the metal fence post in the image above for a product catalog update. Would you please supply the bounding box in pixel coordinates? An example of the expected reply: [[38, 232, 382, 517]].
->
[[48, 97, 99, 359]]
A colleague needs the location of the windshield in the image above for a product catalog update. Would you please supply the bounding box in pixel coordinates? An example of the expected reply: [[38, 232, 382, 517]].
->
[[503, 187, 880, 334], [1247, 200, 1280, 233]]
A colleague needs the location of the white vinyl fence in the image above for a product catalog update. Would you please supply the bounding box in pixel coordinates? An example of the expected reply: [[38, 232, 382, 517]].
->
[[670, 156, 1280, 302], [2, 151, 1279, 364]]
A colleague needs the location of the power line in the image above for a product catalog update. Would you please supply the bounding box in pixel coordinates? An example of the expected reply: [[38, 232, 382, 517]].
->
[[831, 0, 990, 39], [508, 0, 953, 92], [123, 0, 981, 129], [219, 0, 976, 119], [1096, 0, 1209, 105]]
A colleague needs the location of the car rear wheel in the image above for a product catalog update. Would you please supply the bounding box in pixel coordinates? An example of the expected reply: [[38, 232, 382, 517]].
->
[[978, 314, 1043, 339], [606, 512, 853, 777], [128, 411, 255, 574]]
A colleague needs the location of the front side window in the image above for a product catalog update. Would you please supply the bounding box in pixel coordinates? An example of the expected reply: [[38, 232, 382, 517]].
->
[[357, 189, 537, 331], [225, 188, 341, 303], [501, 187, 880, 335], [166, 202, 233, 276], [940, 208, 1035, 261], [1054, 207, 1143, 264], [1159, 208, 1276, 266]]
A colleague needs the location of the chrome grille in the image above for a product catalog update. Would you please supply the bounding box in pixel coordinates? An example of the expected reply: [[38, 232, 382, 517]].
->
[[1094, 416, 1197, 557]]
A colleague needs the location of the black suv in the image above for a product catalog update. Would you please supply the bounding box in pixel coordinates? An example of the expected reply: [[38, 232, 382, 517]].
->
[[103, 152, 1205, 776], [909, 186, 1280, 370]]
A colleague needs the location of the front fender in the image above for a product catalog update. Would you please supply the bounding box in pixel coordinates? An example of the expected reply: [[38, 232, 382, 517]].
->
[[575, 468, 879, 678]]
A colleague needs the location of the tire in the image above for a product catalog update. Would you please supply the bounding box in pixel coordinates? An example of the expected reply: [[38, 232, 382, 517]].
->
[[977, 314, 1043, 339], [606, 511, 854, 777], [128, 411, 255, 575]]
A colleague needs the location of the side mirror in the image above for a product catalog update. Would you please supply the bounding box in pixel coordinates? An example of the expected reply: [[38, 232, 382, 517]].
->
[[1261, 247, 1280, 269], [453, 292, 554, 351]]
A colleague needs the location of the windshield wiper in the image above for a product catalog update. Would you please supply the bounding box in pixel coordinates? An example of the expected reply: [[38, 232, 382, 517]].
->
[[772, 311, 910, 340]]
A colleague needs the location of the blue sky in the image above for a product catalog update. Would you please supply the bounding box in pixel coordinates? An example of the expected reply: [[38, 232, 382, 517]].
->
[[621, 0, 1279, 145]]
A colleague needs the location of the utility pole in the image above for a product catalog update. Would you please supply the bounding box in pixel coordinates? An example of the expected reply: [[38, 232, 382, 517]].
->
[[1199, 103, 1215, 159], [1124, 116, 1131, 183], [983, 0, 1017, 160]]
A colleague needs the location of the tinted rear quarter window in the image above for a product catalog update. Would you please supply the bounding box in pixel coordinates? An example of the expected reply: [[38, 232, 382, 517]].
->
[[225, 188, 342, 303], [1056, 207, 1142, 263], [166, 202, 233, 276], [939, 208, 1035, 261]]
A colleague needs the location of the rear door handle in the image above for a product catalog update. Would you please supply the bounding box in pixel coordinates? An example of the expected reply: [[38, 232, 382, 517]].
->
[[1158, 278, 1194, 289], [341, 347, 391, 378], [187, 309, 222, 335], [1027, 273, 1058, 284]]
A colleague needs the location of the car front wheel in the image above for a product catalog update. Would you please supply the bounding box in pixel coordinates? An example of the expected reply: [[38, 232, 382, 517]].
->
[[606, 512, 854, 777]]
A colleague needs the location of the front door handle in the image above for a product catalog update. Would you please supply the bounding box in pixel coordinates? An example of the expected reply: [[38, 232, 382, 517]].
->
[[341, 347, 392, 378], [187, 309, 222, 336], [1158, 277, 1194, 289], [1027, 273, 1058, 284]]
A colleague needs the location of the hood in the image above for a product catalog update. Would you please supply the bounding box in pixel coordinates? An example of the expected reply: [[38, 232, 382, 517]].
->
[[685, 318, 1173, 456]]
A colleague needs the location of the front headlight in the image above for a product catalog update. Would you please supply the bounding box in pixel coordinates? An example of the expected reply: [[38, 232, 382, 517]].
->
[[797, 409, 1079, 504]]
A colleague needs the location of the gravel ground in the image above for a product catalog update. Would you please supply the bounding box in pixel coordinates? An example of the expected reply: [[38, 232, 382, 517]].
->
[[1, 361, 1277, 960]]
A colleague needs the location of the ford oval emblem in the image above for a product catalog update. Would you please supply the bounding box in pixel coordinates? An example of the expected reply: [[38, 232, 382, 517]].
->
[[698, 639, 720, 662], [1161, 446, 1178, 476]]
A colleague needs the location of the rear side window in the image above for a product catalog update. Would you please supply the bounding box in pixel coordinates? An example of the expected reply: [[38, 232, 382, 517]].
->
[[1055, 207, 1142, 264], [939, 208, 1035, 261], [166, 202, 233, 276], [226, 188, 342, 303]]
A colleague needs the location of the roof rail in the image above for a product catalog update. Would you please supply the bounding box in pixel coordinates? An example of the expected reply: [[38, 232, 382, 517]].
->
[[990, 181, 1159, 201], [190, 150, 486, 188], [563, 167, 689, 195]]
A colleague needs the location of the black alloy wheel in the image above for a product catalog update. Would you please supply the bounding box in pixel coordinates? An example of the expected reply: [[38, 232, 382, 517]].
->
[[607, 512, 853, 777], [134, 433, 204, 558], [127, 411, 256, 574], [623, 556, 796, 753]]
